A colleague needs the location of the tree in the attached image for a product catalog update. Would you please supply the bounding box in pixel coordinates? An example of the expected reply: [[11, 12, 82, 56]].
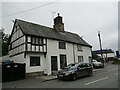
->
[[92, 51, 99, 60], [0, 28, 9, 56]]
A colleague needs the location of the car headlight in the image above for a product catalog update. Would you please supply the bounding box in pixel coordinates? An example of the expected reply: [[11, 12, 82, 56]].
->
[[94, 63, 99, 66]]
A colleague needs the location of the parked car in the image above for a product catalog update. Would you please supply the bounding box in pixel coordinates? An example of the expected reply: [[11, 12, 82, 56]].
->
[[2, 60, 14, 65], [92, 59, 103, 68], [57, 62, 93, 81]]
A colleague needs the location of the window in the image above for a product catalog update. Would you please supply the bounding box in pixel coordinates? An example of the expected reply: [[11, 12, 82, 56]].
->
[[78, 56, 83, 62], [30, 57, 40, 66], [36, 38, 39, 44], [59, 41, 66, 49], [31, 37, 43, 45], [77, 45, 82, 51], [32, 37, 36, 44], [10, 43, 12, 50], [60, 54, 67, 69], [39, 38, 43, 45]]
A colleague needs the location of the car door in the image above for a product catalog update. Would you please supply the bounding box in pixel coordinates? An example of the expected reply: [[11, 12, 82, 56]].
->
[[77, 63, 86, 77], [83, 63, 90, 76]]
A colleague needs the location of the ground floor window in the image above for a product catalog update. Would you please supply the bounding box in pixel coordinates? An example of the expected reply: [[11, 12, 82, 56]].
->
[[89, 56, 92, 63], [60, 54, 67, 69], [30, 56, 40, 66], [78, 56, 83, 62]]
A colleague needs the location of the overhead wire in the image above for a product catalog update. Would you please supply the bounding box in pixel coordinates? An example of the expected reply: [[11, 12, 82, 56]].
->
[[2, 0, 57, 18]]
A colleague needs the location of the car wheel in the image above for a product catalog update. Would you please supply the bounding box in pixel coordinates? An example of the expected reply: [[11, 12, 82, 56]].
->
[[88, 71, 92, 77], [72, 74, 77, 81], [58, 77, 62, 80]]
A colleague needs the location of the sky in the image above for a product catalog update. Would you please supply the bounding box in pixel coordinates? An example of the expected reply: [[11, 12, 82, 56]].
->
[[0, 0, 119, 52]]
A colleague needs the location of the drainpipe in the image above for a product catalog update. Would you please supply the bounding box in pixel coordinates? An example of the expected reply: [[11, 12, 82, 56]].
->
[[73, 44, 75, 63]]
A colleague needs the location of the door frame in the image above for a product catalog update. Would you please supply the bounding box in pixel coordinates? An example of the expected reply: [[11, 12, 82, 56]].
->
[[51, 56, 58, 71]]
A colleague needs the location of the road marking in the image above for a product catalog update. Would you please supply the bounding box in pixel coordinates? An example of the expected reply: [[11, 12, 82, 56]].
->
[[93, 69, 103, 72], [85, 77, 108, 85], [115, 73, 120, 75], [107, 68, 118, 72]]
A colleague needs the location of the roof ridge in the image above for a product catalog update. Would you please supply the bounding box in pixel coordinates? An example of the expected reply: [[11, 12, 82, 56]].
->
[[16, 19, 53, 30]]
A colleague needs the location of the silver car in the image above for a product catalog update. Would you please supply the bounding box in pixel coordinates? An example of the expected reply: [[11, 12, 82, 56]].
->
[[92, 59, 103, 68]]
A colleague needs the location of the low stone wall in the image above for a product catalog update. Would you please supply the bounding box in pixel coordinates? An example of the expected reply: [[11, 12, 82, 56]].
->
[[26, 71, 44, 77]]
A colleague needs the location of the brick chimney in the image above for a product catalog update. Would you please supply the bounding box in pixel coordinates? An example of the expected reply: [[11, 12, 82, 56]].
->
[[53, 13, 64, 32]]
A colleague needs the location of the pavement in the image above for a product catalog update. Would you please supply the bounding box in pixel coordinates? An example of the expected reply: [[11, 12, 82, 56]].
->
[[36, 75, 58, 82]]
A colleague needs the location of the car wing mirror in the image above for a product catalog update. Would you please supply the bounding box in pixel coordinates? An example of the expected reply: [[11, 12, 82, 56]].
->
[[77, 67, 81, 70]]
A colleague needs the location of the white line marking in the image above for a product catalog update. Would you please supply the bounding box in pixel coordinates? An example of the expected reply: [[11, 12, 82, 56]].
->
[[85, 77, 108, 85], [107, 68, 118, 72], [115, 73, 120, 75], [115, 73, 118, 75], [93, 69, 103, 72]]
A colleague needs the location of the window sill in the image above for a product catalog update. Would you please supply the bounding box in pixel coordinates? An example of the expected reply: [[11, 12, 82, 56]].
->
[[78, 50, 83, 52], [30, 65, 41, 67]]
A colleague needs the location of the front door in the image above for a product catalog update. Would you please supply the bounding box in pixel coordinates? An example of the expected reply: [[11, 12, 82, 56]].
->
[[51, 56, 58, 71]]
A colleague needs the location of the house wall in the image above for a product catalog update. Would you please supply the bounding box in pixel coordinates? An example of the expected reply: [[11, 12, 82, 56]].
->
[[10, 53, 25, 63], [46, 39, 92, 75], [9, 24, 25, 57], [10, 53, 46, 73], [25, 53, 46, 73]]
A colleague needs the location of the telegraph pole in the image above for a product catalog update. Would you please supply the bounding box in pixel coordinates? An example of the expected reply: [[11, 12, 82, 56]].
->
[[98, 31, 104, 68]]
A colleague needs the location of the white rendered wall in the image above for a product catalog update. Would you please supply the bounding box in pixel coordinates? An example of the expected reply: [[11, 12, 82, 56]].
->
[[46, 39, 91, 75], [25, 53, 46, 73], [9, 38, 91, 75], [10, 53, 46, 73], [10, 53, 25, 63]]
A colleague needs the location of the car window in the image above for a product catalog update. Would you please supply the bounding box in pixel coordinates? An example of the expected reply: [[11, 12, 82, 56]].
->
[[79, 63, 88, 68], [65, 63, 79, 69], [93, 60, 97, 62], [84, 63, 89, 67]]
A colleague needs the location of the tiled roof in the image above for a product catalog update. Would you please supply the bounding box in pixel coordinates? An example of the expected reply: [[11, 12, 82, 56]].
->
[[16, 19, 92, 47]]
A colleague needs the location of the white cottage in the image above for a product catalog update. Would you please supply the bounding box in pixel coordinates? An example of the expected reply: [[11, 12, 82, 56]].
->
[[9, 14, 92, 76]]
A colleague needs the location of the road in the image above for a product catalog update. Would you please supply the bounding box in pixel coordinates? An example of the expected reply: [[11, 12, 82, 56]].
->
[[3, 62, 119, 88]]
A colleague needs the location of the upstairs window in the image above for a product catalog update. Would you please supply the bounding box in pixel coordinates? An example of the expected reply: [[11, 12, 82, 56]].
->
[[77, 44, 82, 51], [31, 37, 43, 45], [32, 37, 36, 44], [59, 41, 66, 49]]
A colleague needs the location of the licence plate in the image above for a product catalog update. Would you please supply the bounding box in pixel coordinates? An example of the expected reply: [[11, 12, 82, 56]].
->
[[58, 75, 63, 77]]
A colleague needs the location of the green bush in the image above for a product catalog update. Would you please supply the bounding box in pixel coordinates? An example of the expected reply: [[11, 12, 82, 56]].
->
[[112, 60, 120, 64]]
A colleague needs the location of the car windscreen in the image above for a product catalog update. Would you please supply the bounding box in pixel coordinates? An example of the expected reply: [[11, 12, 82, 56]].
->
[[93, 60, 97, 62], [64, 63, 79, 69]]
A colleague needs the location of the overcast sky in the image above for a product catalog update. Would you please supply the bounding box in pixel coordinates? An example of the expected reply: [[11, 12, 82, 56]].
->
[[0, 0, 119, 52]]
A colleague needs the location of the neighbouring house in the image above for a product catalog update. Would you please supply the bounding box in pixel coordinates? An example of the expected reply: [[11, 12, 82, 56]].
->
[[93, 49, 115, 61], [8, 14, 92, 76]]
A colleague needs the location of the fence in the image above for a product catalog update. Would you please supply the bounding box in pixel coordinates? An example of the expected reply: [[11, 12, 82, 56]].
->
[[2, 63, 26, 82]]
